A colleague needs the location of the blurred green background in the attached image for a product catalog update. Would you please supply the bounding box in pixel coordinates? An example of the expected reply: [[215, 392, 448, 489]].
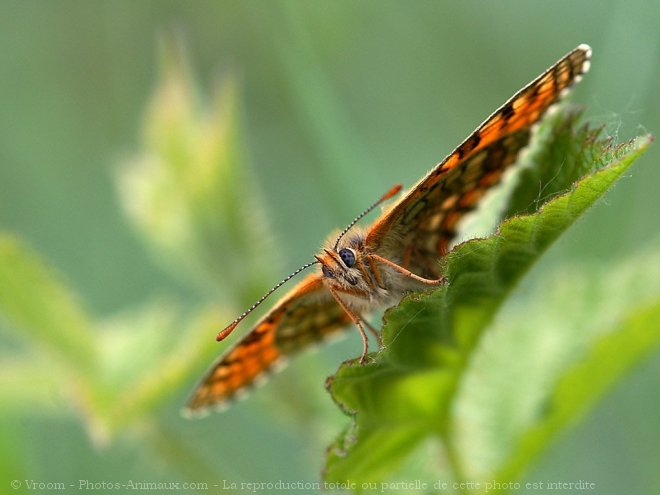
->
[[1, 1, 659, 494]]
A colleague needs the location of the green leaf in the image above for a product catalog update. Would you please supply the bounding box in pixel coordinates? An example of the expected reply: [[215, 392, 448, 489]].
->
[[0, 233, 231, 446], [0, 234, 96, 372], [453, 246, 660, 490], [0, 356, 65, 414], [504, 108, 597, 218], [324, 110, 652, 489], [494, 301, 660, 492]]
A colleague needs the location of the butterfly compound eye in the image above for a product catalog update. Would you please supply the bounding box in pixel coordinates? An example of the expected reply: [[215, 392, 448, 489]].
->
[[339, 248, 356, 268]]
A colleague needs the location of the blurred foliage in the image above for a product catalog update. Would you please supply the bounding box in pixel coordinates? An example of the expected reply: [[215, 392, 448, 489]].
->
[[1, 2, 660, 494], [118, 38, 274, 303], [0, 36, 258, 492], [324, 111, 655, 492], [0, 232, 226, 444]]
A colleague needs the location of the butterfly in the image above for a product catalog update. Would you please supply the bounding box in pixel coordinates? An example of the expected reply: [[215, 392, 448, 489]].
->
[[184, 44, 592, 415]]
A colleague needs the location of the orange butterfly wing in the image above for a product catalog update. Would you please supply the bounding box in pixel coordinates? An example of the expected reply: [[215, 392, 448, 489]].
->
[[184, 273, 351, 414], [367, 45, 591, 278]]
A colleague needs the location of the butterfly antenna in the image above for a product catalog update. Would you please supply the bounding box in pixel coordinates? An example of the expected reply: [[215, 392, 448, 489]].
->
[[216, 260, 320, 341], [333, 183, 403, 250]]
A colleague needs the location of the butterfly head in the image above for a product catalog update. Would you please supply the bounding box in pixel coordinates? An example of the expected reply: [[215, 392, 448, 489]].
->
[[315, 246, 361, 286]]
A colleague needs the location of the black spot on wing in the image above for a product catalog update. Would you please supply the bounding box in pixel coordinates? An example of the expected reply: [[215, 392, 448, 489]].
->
[[457, 132, 482, 159], [500, 101, 515, 121]]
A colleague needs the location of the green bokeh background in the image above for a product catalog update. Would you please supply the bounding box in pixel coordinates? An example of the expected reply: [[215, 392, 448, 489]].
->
[[1, 1, 659, 493]]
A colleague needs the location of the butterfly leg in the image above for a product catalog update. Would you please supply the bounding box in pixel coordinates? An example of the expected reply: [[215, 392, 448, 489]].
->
[[368, 254, 445, 285], [362, 317, 380, 339], [355, 258, 377, 290], [366, 256, 385, 289], [361, 316, 382, 347], [328, 287, 371, 364]]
